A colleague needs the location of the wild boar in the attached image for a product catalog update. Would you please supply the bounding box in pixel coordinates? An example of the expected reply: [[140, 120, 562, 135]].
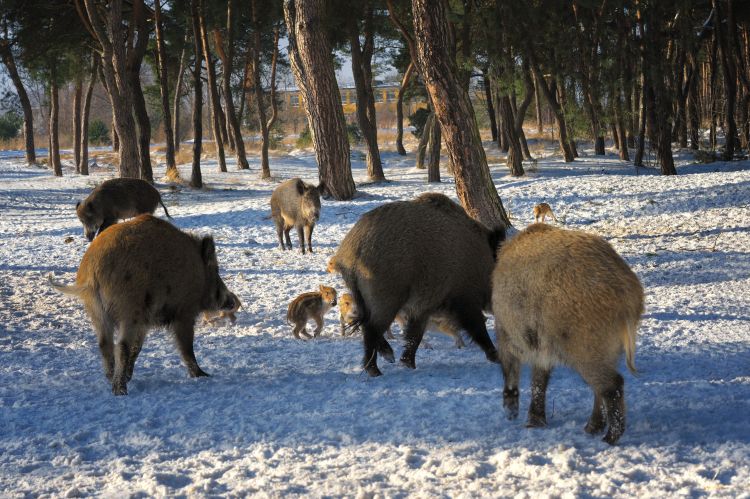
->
[[492, 223, 644, 445], [532, 202, 558, 223], [270, 178, 323, 254], [50, 214, 236, 395], [76, 178, 171, 241], [332, 192, 505, 376], [287, 285, 338, 339]]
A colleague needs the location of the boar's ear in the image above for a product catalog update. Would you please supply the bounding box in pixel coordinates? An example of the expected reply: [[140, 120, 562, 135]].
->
[[76, 200, 81, 209], [316, 181, 326, 195], [295, 179, 305, 195], [201, 236, 216, 264]]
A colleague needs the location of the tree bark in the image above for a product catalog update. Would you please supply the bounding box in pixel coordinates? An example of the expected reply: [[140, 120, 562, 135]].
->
[[534, 76, 543, 134], [73, 72, 83, 172], [173, 40, 188, 154], [0, 42, 35, 165], [412, 0, 509, 229], [80, 57, 98, 176], [49, 79, 62, 176], [482, 68, 498, 142], [348, 3, 385, 182], [284, 0, 355, 200], [154, 0, 176, 173], [499, 94, 524, 176], [634, 76, 647, 167], [427, 112, 441, 182], [416, 111, 432, 169], [715, 0, 739, 160], [252, 21, 280, 179], [190, 0, 204, 188], [529, 55, 574, 162], [198, 9, 226, 173], [129, 37, 153, 182], [396, 61, 415, 155], [216, 0, 250, 170]]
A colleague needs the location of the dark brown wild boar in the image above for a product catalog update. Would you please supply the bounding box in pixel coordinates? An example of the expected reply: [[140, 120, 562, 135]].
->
[[50, 215, 236, 395], [492, 223, 644, 445], [76, 178, 171, 241], [332, 192, 505, 376], [270, 178, 322, 254]]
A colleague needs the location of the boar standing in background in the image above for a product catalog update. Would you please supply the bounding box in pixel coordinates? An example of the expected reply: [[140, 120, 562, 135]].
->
[[76, 178, 171, 241], [333, 192, 505, 377], [492, 223, 644, 445], [287, 285, 338, 339], [50, 215, 236, 395], [270, 178, 323, 254]]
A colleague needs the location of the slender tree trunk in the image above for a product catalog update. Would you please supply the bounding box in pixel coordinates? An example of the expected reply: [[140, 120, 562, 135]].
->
[[154, 0, 176, 173], [0, 42, 35, 165], [396, 60, 415, 155], [715, 0, 739, 160], [284, 0, 355, 200], [254, 23, 281, 178], [416, 111, 432, 169], [173, 42, 187, 154], [427, 113, 441, 182], [190, 0, 204, 188], [130, 69, 153, 182], [687, 67, 701, 150], [514, 61, 535, 160], [73, 73, 83, 172], [49, 80, 62, 176], [528, 55, 574, 162], [614, 86, 629, 161], [534, 77, 543, 134], [216, 0, 250, 170], [634, 76, 647, 167], [199, 11, 226, 173], [80, 58, 98, 176], [499, 94, 524, 176], [483, 68, 498, 142], [348, 4, 385, 182], [412, 0, 509, 228]]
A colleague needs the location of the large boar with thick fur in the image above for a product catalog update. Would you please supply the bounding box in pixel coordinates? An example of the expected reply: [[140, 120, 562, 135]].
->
[[76, 178, 171, 241], [492, 223, 644, 445], [50, 215, 236, 395], [270, 178, 323, 254], [332, 193, 505, 376]]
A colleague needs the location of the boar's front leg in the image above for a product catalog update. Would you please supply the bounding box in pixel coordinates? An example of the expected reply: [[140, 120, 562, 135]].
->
[[496, 326, 521, 420], [284, 227, 293, 250], [172, 318, 209, 378], [304, 224, 314, 253], [400, 315, 428, 369], [297, 226, 306, 254], [526, 366, 551, 428]]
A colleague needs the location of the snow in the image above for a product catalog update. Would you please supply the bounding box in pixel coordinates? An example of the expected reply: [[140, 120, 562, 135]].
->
[[1, 144, 749, 497]]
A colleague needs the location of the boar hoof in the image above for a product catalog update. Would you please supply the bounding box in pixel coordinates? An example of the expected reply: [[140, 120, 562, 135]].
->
[[189, 367, 210, 378], [602, 429, 622, 446], [365, 365, 383, 377], [378, 341, 395, 363], [525, 414, 547, 428], [584, 420, 606, 435], [503, 388, 519, 420], [400, 356, 416, 370], [112, 383, 128, 396]]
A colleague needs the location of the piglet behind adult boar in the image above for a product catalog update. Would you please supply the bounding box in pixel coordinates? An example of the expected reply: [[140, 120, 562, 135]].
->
[[333, 192, 505, 376], [50, 215, 236, 395], [270, 178, 323, 254], [76, 178, 171, 241]]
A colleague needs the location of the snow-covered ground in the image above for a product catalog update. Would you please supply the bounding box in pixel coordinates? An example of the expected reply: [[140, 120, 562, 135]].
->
[[1, 143, 748, 497]]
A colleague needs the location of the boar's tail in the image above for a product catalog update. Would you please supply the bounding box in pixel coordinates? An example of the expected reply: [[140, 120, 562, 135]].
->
[[622, 319, 638, 375], [48, 274, 87, 297], [159, 197, 172, 219], [488, 225, 507, 261]]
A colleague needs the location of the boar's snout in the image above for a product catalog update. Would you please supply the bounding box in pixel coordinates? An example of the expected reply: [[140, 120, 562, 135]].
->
[[331, 297, 337, 306], [85, 228, 96, 241]]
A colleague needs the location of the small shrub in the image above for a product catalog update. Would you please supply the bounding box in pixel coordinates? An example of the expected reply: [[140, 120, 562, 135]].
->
[[296, 125, 312, 148], [694, 149, 717, 164], [88, 119, 111, 145], [346, 122, 363, 145], [0, 111, 22, 140]]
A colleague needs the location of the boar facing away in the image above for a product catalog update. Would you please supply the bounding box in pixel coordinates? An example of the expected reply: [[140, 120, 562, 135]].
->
[[76, 178, 171, 241], [492, 223, 644, 445], [333, 192, 505, 376], [50, 214, 236, 395]]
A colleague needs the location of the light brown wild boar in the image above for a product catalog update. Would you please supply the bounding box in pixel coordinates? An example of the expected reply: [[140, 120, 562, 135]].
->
[[332, 192, 505, 376], [270, 178, 323, 254], [393, 313, 466, 349], [492, 223, 644, 445], [287, 286, 338, 339], [533, 202, 558, 223], [50, 215, 236, 395], [76, 178, 171, 241]]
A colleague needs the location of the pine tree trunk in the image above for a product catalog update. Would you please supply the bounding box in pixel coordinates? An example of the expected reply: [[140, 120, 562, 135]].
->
[[529, 57, 574, 162], [199, 12, 226, 173], [284, 0, 355, 200], [49, 80, 62, 177], [80, 58, 98, 176], [412, 0, 509, 229], [254, 23, 280, 179], [348, 5, 385, 182], [190, 0, 204, 188], [396, 61, 415, 155], [634, 77, 647, 167], [154, 0, 176, 173], [130, 71, 153, 182], [614, 86, 629, 161], [482, 69, 498, 143], [73, 74, 83, 172], [500, 94, 524, 176], [427, 113, 441, 183], [415, 111, 432, 169], [715, 0, 739, 160], [0, 43, 36, 165], [173, 43, 187, 154], [534, 77, 543, 135]]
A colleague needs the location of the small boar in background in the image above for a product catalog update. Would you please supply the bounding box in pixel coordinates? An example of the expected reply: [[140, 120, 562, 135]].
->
[[287, 285, 338, 339], [270, 178, 323, 254], [332, 192, 505, 376], [76, 178, 171, 241], [50, 215, 236, 395], [492, 223, 644, 445]]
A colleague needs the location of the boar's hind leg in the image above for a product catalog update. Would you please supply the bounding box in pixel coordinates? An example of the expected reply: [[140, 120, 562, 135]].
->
[[88, 304, 115, 382], [585, 393, 607, 435], [173, 319, 209, 378], [496, 326, 521, 420], [111, 321, 142, 395], [526, 366, 551, 428], [362, 319, 394, 377], [399, 315, 428, 369], [284, 227, 293, 250], [580, 365, 625, 445], [456, 304, 499, 363], [274, 219, 286, 250], [124, 326, 148, 383]]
